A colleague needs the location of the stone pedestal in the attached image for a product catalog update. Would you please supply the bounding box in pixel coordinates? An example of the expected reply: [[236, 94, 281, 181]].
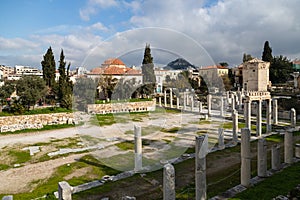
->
[[291, 108, 296, 127], [272, 144, 280, 170], [241, 128, 251, 187], [218, 128, 225, 150], [266, 99, 272, 133], [195, 135, 208, 200], [232, 110, 238, 144], [163, 163, 175, 200], [58, 181, 72, 200], [284, 132, 293, 164], [295, 144, 300, 158], [273, 99, 278, 125], [134, 125, 142, 171], [256, 100, 262, 137], [207, 94, 212, 116], [257, 138, 267, 177]]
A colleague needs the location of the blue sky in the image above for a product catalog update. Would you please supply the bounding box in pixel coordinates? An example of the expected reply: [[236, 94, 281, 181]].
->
[[0, 0, 300, 69]]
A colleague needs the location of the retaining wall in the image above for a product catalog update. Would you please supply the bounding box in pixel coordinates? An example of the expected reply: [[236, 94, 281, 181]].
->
[[87, 100, 156, 114], [0, 112, 74, 133]]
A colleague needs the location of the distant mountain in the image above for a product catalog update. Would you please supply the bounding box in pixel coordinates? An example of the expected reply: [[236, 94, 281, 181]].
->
[[165, 58, 196, 70]]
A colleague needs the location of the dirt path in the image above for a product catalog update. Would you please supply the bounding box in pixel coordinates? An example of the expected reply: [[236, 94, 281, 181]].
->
[[0, 153, 88, 194]]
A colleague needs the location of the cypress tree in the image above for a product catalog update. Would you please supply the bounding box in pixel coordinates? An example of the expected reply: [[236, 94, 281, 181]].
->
[[41, 47, 56, 88], [141, 44, 156, 83], [262, 41, 273, 62], [58, 50, 66, 103]]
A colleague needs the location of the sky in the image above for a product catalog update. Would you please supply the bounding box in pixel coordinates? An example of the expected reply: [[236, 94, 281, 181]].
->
[[0, 0, 299, 70]]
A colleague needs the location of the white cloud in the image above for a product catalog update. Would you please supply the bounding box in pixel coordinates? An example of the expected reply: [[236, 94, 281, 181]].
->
[[128, 0, 300, 66], [80, 0, 118, 21]]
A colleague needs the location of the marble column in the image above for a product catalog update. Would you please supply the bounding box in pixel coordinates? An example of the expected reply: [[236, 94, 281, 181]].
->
[[284, 131, 293, 164], [134, 125, 142, 171], [291, 108, 296, 127], [163, 163, 175, 200], [58, 181, 72, 200], [183, 92, 187, 110], [176, 97, 180, 109], [245, 100, 251, 131], [241, 128, 251, 187], [218, 128, 225, 150], [195, 135, 208, 200], [170, 88, 173, 108], [199, 101, 203, 113], [273, 99, 278, 125], [266, 99, 272, 133], [207, 94, 212, 116], [272, 144, 280, 171], [256, 100, 262, 137], [231, 94, 236, 112], [257, 138, 267, 177], [191, 97, 194, 111], [220, 96, 224, 117], [159, 96, 162, 107], [232, 109, 238, 144], [164, 90, 167, 107]]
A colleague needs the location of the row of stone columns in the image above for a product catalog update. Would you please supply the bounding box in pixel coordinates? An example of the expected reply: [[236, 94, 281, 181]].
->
[[241, 128, 296, 187]]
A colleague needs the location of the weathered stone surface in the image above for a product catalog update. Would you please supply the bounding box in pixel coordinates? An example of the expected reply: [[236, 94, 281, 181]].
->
[[0, 112, 74, 133], [284, 132, 294, 164], [241, 128, 251, 187], [163, 163, 175, 200], [2, 195, 13, 200], [257, 138, 267, 177], [58, 181, 72, 200], [195, 135, 208, 200], [87, 100, 156, 114], [272, 144, 281, 170], [134, 125, 142, 172]]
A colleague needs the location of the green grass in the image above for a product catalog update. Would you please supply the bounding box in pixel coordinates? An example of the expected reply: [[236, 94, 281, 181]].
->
[[0, 107, 71, 117], [1, 155, 120, 200], [115, 141, 135, 150], [161, 126, 180, 133], [0, 164, 9, 171], [8, 150, 31, 164], [233, 162, 300, 200]]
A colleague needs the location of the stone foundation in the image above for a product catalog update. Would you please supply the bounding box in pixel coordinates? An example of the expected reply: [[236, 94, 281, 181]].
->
[[0, 112, 74, 133], [87, 100, 156, 114]]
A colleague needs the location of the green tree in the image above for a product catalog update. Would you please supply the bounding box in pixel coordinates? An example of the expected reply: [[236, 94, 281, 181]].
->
[[16, 76, 47, 110], [270, 55, 293, 84], [219, 62, 229, 67], [97, 75, 118, 100], [73, 77, 97, 111], [58, 50, 73, 109], [243, 53, 253, 62], [262, 41, 273, 62], [141, 44, 156, 96], [0, 81, 16, 102], [41, 47, 56, 88]]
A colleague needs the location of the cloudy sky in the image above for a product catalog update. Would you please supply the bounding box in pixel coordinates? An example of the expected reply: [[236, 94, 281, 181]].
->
[[0, 0, 299, 70]]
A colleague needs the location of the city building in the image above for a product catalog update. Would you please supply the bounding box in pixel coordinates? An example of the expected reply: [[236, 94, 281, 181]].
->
[[198, 65, 228, 80], [232, 65, 243, 88], [87, 58, 143, 83], [242, 58, 271, 91], [292, 59, 300, 72]]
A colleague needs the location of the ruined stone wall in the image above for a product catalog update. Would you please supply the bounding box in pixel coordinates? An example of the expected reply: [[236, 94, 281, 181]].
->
[[0, 112, 74, 133], [87, 100, 156, 114]]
